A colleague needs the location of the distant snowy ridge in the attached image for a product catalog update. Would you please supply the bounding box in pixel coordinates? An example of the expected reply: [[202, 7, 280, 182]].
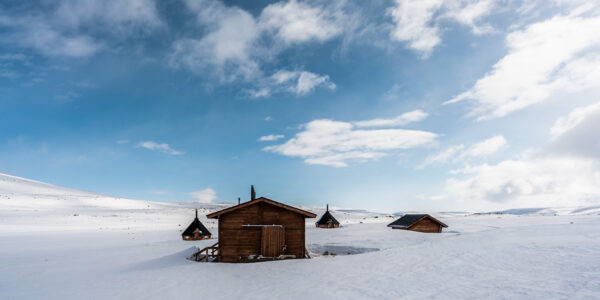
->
[[1, 171, 599, 234], [0, 172, 156, 211], [485, 206, 600, 216]]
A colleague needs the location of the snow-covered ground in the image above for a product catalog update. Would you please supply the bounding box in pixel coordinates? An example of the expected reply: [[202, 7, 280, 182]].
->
[[1, 173, 599, 299]]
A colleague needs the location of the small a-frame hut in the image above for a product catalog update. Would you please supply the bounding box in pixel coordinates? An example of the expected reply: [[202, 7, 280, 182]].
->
[[315, 204, 340, 228], [387, 214, 448, 233], [182, 209, 212, 240]]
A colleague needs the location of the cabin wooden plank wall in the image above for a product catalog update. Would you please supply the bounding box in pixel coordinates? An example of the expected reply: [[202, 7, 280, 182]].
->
[[409, 218, 441, 233], [217, 202, 306, 263]]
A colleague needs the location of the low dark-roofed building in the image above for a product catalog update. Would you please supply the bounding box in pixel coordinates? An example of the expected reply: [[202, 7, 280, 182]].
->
[[388, 214, 448, 233], [182, 209, 212, 240], [315, 204, 340, 228]]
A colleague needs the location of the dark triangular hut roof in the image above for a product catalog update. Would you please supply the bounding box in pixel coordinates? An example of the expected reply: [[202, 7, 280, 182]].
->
[[387, 214, 448, 229], [182, 210, 211, 237], [316, 205, 340, 226]]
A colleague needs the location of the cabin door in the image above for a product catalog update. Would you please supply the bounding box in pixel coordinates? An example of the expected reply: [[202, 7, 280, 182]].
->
[[261, 226, 285, 257]]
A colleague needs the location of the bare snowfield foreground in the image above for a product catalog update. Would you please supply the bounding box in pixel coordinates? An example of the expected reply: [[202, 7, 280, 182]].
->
[[1, 173, 599, 299]]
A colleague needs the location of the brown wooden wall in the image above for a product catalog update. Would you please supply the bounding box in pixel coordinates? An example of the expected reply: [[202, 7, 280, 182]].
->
[[218, 202, 306, 263], [409, 217, 442, 233]]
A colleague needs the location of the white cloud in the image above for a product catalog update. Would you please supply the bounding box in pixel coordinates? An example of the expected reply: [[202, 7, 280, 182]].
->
[[422, 135, 506, 166], [445, 13, 600, 119], [248, 88, 271, 99], [296, 71, 336, 94], [444, 103, 600, 208], [421, 144, 466, 166], [387, 0, 496, 57], [304, 151, 386, 168], [354, 109, 428, 128], [547, 101, 600, 159], [265, 118, 437, 167], [169, 0, 260, 82], [258, 134, 285, 141], [441, 0, 496, 34], [445, 155, 600, 208], [3, 18, 102, 58], [388, 0, 443, 57], [138, 141, 184, 155], [250, 70, 335, 97], [550, 101, 600, 140], [382, 84, 402, 101], [0, 0, 161, 58], [169, 0, 348, 89], [0, 53, 27, 61], [259, 0, 342, 44], [190, 188, 217, 203], [465, 135, 507, 157], [55, 0, 162, 34]]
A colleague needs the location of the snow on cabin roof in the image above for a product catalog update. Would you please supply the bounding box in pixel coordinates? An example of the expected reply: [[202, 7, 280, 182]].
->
[[206, 197, 316, 219], [387, 214, 448, 228]]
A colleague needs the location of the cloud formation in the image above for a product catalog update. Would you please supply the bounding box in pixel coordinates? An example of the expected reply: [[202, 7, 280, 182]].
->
[[446, 11, 600, 119], [547, 101, 600, 159], [445, 155, 600, 208], [387, 0, 496, 57], [258, 134, 285, 141], [0, 0, 161, 58], [444, 102, 600, 208], [169, 0, 342, 94], [422, 135, 506, 167], [354, 109, 428, 128], [260, 0, 342, 44], [190, 188, 217, 203], [265, 115, 437, 167], [138, 141, 184, 155], [169, 0, 260, 82]]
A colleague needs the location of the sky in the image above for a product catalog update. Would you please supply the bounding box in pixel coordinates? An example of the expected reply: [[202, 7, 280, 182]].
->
[[1, 0, 600, 212]]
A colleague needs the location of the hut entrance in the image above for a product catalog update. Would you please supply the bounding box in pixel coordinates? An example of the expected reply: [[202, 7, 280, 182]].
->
[[261, 226, 285, 257]]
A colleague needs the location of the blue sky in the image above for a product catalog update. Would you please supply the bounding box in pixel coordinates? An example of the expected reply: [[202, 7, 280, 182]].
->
[[1, 0, 600, 212]]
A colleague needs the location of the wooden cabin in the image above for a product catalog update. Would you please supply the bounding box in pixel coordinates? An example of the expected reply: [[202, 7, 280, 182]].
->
[[182, 209, 212, 240], [206, 196, 316, 263], [315, 204, 340, 228], [387, 214, 448, 233]]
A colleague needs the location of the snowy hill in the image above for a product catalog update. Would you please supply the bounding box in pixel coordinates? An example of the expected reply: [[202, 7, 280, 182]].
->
[[0, 173, 395, 233], [0, 172, 155, 210], [0, 172, 230, 232], [1, 173, 599, 299]]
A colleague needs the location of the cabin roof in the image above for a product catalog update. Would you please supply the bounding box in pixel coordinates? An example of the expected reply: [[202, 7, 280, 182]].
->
[[316, 210, 340, 225], [206, 197, 317, 219], [182, 216, 212, 236], [387, 214, 448, 228]]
